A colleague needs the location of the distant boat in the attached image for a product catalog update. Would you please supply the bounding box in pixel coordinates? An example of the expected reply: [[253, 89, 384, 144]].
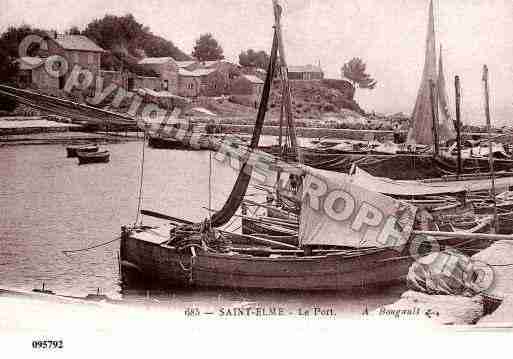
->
[[147, 118, 221, 151], [66, 144, 98, 157], [77, 150, 110, 165], [407, 0, 455, 146], [147, 136, 192, 150]]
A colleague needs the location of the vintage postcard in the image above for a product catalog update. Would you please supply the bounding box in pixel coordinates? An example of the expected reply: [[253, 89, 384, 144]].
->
[[1, 0, 512, 356]]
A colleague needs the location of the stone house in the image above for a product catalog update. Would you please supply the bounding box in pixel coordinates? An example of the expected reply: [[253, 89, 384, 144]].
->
[[203, 60, 240, 92], [230, 74, 264, 107], [175, 60, 201, 72], [137, 57, 179, 93], [177, 68, 228, 97], [137, 56, 239, 97], [16, 33, 104, 94], [39, 33, 105, 92], [288, 64, 324, 80]]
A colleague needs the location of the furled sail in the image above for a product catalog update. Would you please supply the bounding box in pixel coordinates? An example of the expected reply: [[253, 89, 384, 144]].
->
[[210, 30, 279, 227], [437, 46, 456, 141], [407, 0, 438, 145]]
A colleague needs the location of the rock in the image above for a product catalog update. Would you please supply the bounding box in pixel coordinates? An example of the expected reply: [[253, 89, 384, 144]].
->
[[478, 296, 513, 324], [471, 240, 513, 300], [372, 290, 484, 325], [406, 249, 479, 296]]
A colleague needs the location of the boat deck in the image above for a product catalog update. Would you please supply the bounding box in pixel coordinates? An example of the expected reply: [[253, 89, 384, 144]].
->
[[131, 225, 172, 245]]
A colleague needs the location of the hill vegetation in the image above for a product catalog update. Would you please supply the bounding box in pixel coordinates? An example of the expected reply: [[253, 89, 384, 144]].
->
[[81, 14, 191, 76], [0, 14, 191, 79]]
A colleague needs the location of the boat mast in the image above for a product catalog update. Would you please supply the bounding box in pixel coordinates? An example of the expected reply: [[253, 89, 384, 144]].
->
[[273, 0, 302, 163], [482, 65, 498, 233], [429, 80, 440, 156], [207, 23, 279, 228], [454, 75, 462, 176]]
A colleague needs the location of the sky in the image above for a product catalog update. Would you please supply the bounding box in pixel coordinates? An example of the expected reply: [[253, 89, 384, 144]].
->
[[1, 0, 512, 125]]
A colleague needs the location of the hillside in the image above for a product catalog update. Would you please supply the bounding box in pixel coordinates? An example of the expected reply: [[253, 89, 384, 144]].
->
[[268, 79, 364, 117], [226, 79, 365, 120]]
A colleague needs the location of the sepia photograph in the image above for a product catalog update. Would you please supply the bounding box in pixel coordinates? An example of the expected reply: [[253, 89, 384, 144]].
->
[[1, 0, 512, 355]]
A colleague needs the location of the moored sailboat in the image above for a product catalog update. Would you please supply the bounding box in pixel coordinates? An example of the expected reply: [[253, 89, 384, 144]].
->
[[118, 1, 504, 292]]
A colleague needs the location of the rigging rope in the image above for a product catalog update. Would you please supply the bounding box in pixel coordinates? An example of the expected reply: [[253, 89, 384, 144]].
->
[[62, 237, 121, 256], [209, 149, 213, 221]]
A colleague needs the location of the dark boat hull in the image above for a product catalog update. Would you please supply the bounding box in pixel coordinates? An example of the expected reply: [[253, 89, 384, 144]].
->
[[120, 227, 490, 291], [148, 136, 193, 150], [66, 144, 98, 157], [148, 135, 218, 151], [121, 233, 411, 290], [77, 151, 110, 164]]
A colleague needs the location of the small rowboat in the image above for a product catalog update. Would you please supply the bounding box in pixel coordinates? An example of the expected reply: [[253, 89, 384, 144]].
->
[[66, 144, 99, 157], [77, 150, 110, 165]]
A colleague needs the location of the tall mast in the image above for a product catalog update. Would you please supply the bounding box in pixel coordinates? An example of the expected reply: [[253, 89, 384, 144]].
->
[[272, 0, 302, 163], [483, 65, 498, 233], [429, 80, 440, 156], [454, 75, 462, 176]]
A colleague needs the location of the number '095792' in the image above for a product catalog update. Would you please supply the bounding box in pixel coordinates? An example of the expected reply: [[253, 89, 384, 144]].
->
[[32, 340, 63, 349]]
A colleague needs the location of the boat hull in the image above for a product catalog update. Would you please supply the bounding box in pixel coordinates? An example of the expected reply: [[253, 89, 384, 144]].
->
[[148, 135, 217, 151], [120, 234, 413, 290], [66, 144, 98, 157], [77, 151, 110, 164], [120, 225, 493, 291], [148, 136, 193, 150]]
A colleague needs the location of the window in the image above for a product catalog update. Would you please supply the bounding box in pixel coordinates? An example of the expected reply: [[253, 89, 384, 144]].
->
[[187, 83, 194, 90], [72, 52, 79, 63], [88, 53, 94, 64]]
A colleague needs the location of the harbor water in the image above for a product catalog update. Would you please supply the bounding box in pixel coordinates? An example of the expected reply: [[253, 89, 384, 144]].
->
[[0, 140, 404, 316]]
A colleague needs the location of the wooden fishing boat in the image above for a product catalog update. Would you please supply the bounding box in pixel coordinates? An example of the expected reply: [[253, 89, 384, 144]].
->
[[120, 212, 499, 290], [77, 150, 110, 164], [119, 1, 506, 292], [66, 143, 98, 157], [119, 224, 418, 290]]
